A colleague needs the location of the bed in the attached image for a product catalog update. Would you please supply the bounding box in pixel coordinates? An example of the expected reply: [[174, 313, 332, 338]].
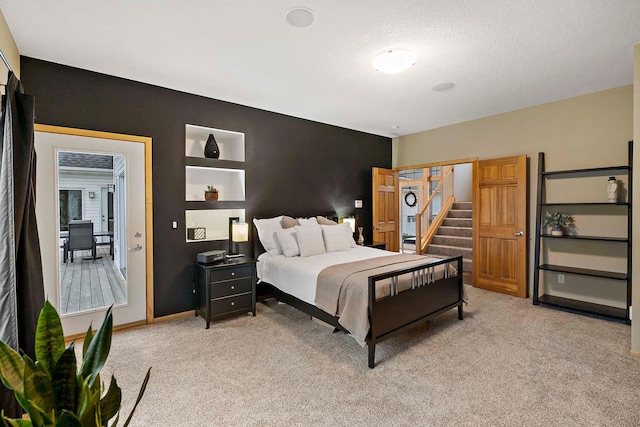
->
[[254, 215, 465, 368]]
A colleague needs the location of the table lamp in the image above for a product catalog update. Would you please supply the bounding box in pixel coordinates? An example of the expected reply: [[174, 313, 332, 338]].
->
[[228, 217, 248, 258]]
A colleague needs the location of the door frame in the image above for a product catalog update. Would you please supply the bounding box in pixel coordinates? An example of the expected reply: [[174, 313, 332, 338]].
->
[[34, 124, 155, 324]]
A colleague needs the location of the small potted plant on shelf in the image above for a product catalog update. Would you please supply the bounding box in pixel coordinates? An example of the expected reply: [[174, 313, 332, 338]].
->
[[543, 212, 574, 236], [204, 185, 219, 201]]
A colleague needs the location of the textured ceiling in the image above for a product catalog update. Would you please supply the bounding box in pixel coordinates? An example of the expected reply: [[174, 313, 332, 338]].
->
[[1, 0, 640, 137]]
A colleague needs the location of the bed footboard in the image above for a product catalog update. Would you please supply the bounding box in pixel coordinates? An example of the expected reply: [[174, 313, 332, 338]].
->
[[367, 256, 464, 368]]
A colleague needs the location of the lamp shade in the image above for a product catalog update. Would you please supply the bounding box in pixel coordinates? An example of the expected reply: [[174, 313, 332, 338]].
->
[[232, 222, 249, 242], [342, 217, 356, 233]]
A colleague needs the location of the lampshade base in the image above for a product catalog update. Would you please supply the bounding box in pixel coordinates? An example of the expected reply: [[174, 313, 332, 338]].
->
[[226, 253, 244, 259]]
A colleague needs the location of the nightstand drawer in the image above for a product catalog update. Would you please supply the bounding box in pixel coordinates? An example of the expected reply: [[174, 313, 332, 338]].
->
[[209, 265, 252, 283], [210, 292, 252, 316], [210, 277, 253, 299]]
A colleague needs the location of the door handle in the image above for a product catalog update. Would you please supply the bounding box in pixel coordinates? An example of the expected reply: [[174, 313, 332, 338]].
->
[[134, 231, 142, 238], [128, 244, 143, 252], [513, 231, 524, 237]]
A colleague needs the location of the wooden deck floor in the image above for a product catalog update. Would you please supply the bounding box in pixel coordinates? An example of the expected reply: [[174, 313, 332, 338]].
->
[[59, 247, 127, 315]]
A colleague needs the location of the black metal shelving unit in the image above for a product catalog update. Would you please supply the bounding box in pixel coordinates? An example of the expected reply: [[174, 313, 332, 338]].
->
[[532, 141, 632, 324]]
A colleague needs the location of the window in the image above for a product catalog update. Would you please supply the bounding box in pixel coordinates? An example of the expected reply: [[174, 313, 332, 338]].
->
[[59, 190, 82, 231]]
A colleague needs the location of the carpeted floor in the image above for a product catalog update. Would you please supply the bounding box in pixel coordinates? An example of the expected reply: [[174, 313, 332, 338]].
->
[[102, 286, 640, 426]]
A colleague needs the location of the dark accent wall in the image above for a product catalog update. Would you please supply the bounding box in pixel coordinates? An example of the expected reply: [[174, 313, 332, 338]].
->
[[21, 57, 391, 317]]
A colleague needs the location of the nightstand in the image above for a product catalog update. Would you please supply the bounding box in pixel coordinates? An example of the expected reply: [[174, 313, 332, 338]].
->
[[195, 257, 256, 328], [366, 242, 387, 250]]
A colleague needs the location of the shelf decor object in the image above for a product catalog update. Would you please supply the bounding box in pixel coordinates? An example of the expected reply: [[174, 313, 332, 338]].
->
[[542, 212, 574, 236], [607, 176, 618, 203], [204, 133, 220, 159], [357, 226, 365, 245], [532, 141, 632, 324], [187, 227, 206, 240], [204, 185, 219, 201]]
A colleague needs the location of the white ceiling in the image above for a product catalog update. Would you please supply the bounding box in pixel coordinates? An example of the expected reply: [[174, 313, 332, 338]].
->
[[1, 0, 640, 137]]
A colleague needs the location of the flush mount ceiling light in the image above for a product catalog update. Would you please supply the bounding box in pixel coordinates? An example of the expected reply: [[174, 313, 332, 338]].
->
[[286, 7, 315, 28], [372, 49, 416, 74]]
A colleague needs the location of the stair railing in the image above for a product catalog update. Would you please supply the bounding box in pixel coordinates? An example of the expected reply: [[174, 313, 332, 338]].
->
[[415, 167, 454, 255]]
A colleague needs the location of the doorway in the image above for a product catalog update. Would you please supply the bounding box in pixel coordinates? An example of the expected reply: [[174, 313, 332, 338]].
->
[[35, 125, 153, 336], [56, 150, 125, 315]]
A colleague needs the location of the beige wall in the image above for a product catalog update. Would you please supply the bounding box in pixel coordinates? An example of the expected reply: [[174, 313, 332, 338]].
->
[[0, 7, 19, 81], [394, 85, 633, 310], [633, 45, 639, 354]]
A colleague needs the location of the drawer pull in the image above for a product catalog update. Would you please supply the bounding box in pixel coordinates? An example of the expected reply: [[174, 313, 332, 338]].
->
[[231, 272, 235, 276], [231, 301, 235, 306], [231, 285, 235, 290]]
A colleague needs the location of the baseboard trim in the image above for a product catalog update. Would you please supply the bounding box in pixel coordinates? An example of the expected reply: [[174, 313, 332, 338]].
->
[[153, 310, 195, 323], [64, 319, 147, 344], [631, 350, 640, 359]]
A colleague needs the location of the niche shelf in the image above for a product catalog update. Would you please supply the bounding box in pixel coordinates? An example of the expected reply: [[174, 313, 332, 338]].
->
[[185, 209, 246, 243], [184, 124, 247, 243], [184, 124, 246, 204]]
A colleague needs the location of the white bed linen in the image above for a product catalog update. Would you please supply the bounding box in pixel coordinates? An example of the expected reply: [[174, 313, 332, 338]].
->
[[257, 246, 396, 305]]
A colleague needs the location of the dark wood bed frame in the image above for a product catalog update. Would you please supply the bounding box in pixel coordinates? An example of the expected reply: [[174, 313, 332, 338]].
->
[[253, 219, 465, 368]]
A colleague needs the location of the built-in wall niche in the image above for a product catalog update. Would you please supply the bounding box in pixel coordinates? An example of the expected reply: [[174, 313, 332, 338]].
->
[[185, 166, 245, 201], [185, 209, 245, 242], [185, 124, 244, 162]]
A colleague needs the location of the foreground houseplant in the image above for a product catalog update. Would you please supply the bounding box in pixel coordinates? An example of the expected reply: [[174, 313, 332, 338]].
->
[[0, 302, 150, 426], [542, 212, 574, 235]]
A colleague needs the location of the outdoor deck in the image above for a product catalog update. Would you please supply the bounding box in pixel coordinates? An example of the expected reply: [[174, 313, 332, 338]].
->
[[59, 247, 127, 315]]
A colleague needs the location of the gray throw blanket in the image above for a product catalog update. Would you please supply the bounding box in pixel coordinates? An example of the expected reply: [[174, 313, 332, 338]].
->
[[315, 254, 453, 347]]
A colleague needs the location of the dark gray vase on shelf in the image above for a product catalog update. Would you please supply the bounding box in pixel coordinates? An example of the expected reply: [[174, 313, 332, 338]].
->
[[204, 134, 220, 159]]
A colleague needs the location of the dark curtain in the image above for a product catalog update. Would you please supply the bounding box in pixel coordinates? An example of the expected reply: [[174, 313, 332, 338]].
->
[[0, 72, 44, 417]]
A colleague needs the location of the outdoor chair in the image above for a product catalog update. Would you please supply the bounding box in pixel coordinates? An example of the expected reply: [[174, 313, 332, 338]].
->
[[63, 221, 97, 262]]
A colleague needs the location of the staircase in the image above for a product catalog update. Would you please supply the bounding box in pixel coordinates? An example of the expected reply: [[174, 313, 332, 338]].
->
[[425, 201, 473, 284]]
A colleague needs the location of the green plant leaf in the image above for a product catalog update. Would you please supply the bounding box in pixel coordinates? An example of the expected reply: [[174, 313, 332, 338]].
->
[[122, 368, 151, 427], [52, 343, 77, 414], [82, 325, 93, 359], [80, 307, 113, 386], [35, 301, 65, 375], [0, 412, 32, 427], [99, 376, 121, 424], [0, 341, 25, 397], [76, 377, 101, 427], [55, 411, 83, 427], [23, 357, 54, 425]]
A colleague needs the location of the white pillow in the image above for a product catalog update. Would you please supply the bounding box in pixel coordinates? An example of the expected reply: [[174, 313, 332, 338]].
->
[[295, 225, 326, 257], [275, 228, 300, 257], [253, 216, 284, 256], [297, 217, 319, 226], [346, 224, 357, 248], [322, 224, 352, 252]]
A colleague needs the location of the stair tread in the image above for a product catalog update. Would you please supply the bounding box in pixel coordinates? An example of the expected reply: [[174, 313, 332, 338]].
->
[[428, 243, 472, 249], [424, 254, 473, 261]]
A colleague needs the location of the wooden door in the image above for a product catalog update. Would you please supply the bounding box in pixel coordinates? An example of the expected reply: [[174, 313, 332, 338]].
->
[[372, 167, 399, 252], [473, 155, 527, 297]]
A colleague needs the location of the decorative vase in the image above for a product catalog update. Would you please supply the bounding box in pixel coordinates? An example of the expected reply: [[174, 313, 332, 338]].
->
[[551, 225, 563, 236], [204, 192, 218, 201], [357, 227, 365, 245], [607, 176, 618, 203], [204, 134, 220, 159]]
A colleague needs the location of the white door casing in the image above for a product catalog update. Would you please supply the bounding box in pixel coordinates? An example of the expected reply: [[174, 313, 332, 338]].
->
[[35, 126, 151, 336]]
